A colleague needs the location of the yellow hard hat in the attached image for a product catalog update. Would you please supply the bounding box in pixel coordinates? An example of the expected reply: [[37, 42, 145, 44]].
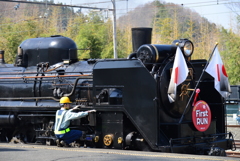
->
[[60, 97, 72, 104]]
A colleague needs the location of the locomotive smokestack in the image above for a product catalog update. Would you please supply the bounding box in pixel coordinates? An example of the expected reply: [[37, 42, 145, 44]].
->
[[0, 50, 5, 64], [131, 28, 152, 52]]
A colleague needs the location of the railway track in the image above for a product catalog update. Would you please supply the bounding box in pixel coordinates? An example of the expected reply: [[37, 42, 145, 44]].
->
[[226, 140, 240, 158], [226, 151, 240, 158]]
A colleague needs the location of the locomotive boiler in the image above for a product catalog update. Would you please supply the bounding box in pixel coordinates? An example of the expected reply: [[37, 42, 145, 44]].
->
[[0, 28, 234, 155]]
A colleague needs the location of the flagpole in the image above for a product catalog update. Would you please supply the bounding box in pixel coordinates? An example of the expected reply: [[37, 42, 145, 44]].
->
[[178, 42, 219, 123]]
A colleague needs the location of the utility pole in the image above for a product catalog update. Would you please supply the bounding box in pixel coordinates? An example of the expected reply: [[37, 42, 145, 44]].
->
[[112, 0, 118, 59]]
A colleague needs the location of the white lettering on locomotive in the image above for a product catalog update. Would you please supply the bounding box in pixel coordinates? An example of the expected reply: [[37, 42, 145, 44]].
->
[[196, 110, 208, 117], [196, 117, 208, 125]]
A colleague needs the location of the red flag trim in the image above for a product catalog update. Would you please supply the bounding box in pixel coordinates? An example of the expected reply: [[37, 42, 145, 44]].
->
[[174, 67, 179, 84]]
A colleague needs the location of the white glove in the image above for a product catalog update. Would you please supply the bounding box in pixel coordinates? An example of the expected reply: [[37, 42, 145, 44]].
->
[[73, 105, 81, 109], [88, 109, 96, 113]]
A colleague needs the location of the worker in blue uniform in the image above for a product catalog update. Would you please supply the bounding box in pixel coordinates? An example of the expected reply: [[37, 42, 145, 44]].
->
[[54, 96, 96, 147]]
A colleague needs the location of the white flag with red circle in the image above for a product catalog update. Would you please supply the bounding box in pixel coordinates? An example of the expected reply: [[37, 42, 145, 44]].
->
[[205, 47, 231, 98], [168, 47, 189, 103]]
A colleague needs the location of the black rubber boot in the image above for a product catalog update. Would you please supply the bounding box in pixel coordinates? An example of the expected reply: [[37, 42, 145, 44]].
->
[[56, 139, 63, 147], [60, 140, 70, 147]]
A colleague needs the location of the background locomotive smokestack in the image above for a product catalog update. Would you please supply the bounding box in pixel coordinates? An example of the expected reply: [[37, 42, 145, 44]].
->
[[0, 50, 5, 64], [132, 28, 152, 52]]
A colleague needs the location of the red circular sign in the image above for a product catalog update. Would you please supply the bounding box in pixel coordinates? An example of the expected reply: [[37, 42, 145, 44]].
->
[[192, 100, 211, 132]]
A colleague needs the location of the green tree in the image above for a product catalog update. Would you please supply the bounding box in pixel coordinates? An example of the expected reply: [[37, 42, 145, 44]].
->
[[154, 17, 173, 44], [116, 28, 131, 58], [65, 13, 86, 40], [220, 28, 240, 85], [75, 11, 105, 59], [0, 18, 24, 63]]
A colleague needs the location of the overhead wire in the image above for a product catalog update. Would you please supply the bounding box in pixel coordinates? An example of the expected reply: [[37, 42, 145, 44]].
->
[[0, 0, 238, 16], [0, 0, 232, 11], [0, 0, 238, 33], [178, 0, 229, 5]]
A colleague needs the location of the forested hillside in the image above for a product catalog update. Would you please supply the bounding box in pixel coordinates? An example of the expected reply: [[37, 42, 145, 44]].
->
[[0, 0, 239, 84]]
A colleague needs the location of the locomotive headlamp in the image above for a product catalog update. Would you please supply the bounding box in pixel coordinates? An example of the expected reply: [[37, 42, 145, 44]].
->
[[183, 40, 194, 57], [172, 39, 194, 57]]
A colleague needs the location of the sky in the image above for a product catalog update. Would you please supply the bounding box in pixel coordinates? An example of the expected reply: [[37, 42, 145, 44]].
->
[[55, 0, 237, 29], [165, 0, 236, 29]]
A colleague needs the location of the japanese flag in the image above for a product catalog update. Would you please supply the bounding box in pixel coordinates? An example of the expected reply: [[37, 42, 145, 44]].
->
[[205, 47, 231, 98], [168, 47, 189, 103]]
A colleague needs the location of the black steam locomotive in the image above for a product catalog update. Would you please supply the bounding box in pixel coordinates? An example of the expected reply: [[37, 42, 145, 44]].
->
[[0, 28, 234, 155]]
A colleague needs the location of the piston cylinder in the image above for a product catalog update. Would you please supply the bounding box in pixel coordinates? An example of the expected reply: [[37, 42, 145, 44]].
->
[[0, 115, 16, 127]]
